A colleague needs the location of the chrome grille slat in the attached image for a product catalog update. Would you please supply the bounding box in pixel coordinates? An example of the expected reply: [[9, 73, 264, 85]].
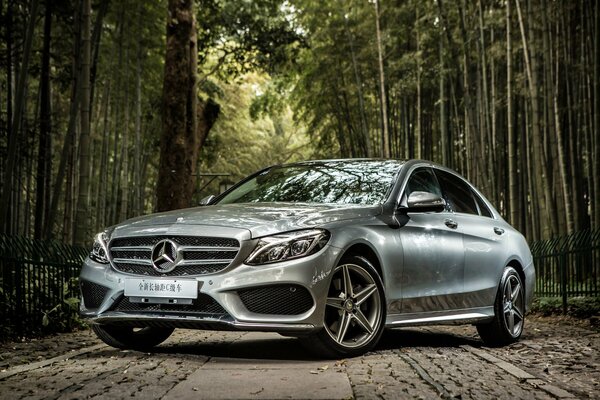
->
[[178, 259, 230, 266], [109, 236, 240, 277], [179, 246, 239, 251], [112, 258, 152, 265], [111, 246, 153, 251]]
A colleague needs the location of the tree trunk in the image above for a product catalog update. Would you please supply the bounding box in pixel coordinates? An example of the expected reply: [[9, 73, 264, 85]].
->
[[553, 59, 573, 234], [507, 0, 519, 229], [35, 0, 52, 240], [198, 98, 220, 151], [439, 38, 448, 165], [134, 9, 142, 217], [0, 0, 40, 233], [45, 0, 104, 239], [594, 0, 600, 228], [88, 0, 109, 119], [4, 0, 13, 234], [119, 54, 130, 222], [374, 0, 390, 158], [416, 6, 422, 160], [437, 0, 483, 183], [73, 0, 92, 246], [477, 0, 495, 200], [515, 0, 552, 238], [107, 9, 124, 224], [156, 0, 199, 212], [342, 6, 371, 157], [96, 81, 110, 229]]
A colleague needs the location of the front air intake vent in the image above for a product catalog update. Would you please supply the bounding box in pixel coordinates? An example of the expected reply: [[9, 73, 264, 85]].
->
[[80, 280, 109, 309], [238, 284, 314, 315]]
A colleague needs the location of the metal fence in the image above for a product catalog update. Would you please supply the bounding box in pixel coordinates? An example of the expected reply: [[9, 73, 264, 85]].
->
[[531, 228, 600, 311], [0, 234, 88, 337]]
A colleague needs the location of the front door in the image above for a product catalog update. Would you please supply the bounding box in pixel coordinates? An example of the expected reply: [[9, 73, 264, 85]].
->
[[396, 166, 465, 315]]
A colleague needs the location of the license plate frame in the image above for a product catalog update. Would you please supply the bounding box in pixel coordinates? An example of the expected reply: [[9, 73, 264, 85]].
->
[[124, 278, 198, 299]]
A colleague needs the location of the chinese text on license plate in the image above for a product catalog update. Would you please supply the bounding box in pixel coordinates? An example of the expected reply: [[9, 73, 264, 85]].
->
[[124, 279, 198, 299]]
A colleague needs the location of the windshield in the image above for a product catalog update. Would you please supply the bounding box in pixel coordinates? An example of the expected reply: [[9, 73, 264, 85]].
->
[[216, 160, 403, 205]]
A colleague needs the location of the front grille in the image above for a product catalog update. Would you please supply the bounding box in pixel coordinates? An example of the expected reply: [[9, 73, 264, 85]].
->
[[112, 294, 227, 315], [81, 280, 109, 309], [238, 284, 314, 315], [109, 236, 240, 276]]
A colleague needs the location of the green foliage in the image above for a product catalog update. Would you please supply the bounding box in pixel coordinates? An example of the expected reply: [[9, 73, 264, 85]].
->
[[197, 0, 304, 79], [531, 297, 600, 319], [199, 72, 313, 198], [41, 277, 85, 332]]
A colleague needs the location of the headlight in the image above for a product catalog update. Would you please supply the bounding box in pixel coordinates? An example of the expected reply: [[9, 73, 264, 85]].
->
[[89, 232, 110, 264], [245, 229, 330, 265]]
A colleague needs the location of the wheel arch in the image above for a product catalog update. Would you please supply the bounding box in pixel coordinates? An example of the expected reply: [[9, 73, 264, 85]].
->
[[506, 258, 525, 288], [339, 242, 384, 285]]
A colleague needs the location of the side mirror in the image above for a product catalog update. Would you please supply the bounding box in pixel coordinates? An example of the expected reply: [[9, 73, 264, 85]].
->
[[199, 195, 216, 206], [400, 191, 446, 213]]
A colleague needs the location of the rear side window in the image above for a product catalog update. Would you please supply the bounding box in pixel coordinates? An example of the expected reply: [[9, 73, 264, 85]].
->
[[473, 191, 493, 218], [405, 167, 442, 199], [434, 169, 478, 215]]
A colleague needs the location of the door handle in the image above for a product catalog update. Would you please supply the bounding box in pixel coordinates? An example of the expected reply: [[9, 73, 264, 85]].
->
[[444, 219, 458, 229], [494, 227, 505, 235]]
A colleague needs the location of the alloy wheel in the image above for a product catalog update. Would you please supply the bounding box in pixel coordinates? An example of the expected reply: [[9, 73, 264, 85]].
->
[[502, 274, 524, 338], [324, 263, 382, 348]]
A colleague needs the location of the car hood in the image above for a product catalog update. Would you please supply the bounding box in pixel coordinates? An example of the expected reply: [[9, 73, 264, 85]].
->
[[112, 203, 382, 238]]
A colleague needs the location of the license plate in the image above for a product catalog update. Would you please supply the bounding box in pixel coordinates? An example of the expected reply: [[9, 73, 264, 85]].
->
[[124, 279, 198, 299]]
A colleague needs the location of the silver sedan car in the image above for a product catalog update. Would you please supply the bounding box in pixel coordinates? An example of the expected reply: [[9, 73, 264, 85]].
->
[[80, 159, 534, 357]]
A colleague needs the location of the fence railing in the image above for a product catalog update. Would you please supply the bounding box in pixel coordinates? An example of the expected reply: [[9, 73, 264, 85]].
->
[[0, 234, 88, 337], [0, 228, 598, 337], [531, 228, 599, 312]]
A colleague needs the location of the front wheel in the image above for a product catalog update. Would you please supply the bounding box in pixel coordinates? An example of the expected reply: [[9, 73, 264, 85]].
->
[[302, 255, 386, 358], [92, 325, 174, 351], [477, 266, 525, 347]]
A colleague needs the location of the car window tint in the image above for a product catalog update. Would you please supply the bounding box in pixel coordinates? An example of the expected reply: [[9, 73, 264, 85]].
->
[[473, 190, 493, 217], [405, 167, 442, 198], [434, 169, 478, 215]]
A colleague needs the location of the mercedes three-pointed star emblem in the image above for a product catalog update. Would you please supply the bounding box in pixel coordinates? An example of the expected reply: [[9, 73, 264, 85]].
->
[[151, 239, 182, 273]]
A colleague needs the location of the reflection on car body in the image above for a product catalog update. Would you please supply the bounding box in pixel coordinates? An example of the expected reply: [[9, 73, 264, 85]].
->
[[80, 159, 534, 357]]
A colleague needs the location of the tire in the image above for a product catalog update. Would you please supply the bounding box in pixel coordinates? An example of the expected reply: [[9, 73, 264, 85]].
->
[[477, 266, 525, 347], [302, 255, 386, 358], [92, 324, 174, 351]]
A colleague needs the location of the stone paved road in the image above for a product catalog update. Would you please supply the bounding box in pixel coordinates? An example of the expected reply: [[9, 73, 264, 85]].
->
[[0, 316, 598, 399]]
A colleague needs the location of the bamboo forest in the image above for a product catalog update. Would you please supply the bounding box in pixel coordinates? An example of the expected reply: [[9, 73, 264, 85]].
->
[[0, 0, 598, 246]]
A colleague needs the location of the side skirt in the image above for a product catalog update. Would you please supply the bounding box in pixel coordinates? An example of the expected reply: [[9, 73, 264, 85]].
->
[[385, 306, 495, 327]]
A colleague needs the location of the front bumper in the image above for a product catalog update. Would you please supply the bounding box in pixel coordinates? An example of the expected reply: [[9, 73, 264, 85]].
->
[[79, 243, 342, 333]]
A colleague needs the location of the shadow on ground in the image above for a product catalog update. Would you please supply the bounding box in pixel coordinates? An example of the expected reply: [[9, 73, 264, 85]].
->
[[377, 328, 482, 350], [158, 335, 316, 360], [142, 328, 484, 361]]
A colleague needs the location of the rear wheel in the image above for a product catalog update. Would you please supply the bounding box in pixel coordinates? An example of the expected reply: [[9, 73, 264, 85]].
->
[[302, 255, 386, 358], [92, 325, 174, 351], [477, 266, 525, 347]]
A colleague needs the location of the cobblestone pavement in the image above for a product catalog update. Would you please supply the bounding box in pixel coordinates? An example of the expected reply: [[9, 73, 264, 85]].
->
[[0, 316, 597, 399]]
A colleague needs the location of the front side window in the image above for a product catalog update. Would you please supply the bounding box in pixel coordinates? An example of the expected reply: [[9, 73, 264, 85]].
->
[[217, 160, 403, 206], [434, 169, 478, 215]]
